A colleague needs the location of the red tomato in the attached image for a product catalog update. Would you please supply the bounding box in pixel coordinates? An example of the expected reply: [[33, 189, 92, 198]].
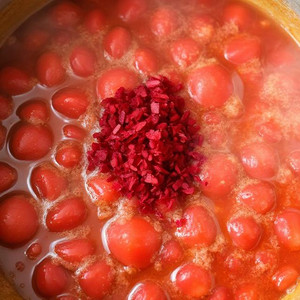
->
[[272, 265, 298, 292], [160, 240, 183, 264], [52, 88, 89, 119], [56, 296, 77, 300], [0, 95, 13, 120], [134, 48, 159, 75], [223, 3, 253, 30], [69, 46, 96, 77], [0, 194, 38, 246], [176, 205, 217, 247], [30, 165, 68, 201], [274, 209, 300, 251], [255, 250, 277, 268], [237, 182, 276, 214], [0, 162, 17, 193], [55, 238, 95, 263], [84, 9, 106, 34], [227, 216, 262, 250], [199, 153, 238, 198], [87, 176, 120, 203], [209, 287, 231, 300], [234, 284, 258, 300], [187, 64, 233, 108], [26, 242, 42, 260], [129, 282, 168, 300], [150, 8, 178, 37], [170, 37, 199, 67], [79, 261, 114, 298], [0, 66, 32, 95], [55, 143, 82, 168], [63, 125, 86, 140], [117, 0, 147, 23], [175, 263, 213, 298], [21, 27, 50, 52], [96, 68, 139, 99], [36, 52, 65, 87], [50, 1, 82, 27], [33, 258, 68, 297], [240, 142, 279, 179], [106, 216, 161, 268], [9, 123, 53, 160], [0, 125, 6, 150], [17, 100, 49, 124], [225, 254, 243, 273], [256, 121, 282, 144], [46, 197, 87, 232], [224, 35, 261, 65], [189, 15, 215, 43], [103, 27, 131, 59], [287, 150, 300, 175]]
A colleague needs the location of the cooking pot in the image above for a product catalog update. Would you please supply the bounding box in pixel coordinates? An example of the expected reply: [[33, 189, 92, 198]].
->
[[0, 0, 300, 299]]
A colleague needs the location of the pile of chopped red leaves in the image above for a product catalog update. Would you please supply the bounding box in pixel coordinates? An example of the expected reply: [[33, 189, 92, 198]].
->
[[87, 76, 204, 215]]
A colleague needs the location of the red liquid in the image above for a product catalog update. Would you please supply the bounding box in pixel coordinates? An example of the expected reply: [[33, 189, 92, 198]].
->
[[0, 0, 300, 299]]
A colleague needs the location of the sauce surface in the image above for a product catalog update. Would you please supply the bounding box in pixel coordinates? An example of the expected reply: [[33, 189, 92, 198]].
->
[[1, 0, 300, 299]]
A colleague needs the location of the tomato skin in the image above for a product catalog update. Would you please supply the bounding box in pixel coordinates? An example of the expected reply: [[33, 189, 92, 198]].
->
[[96, 68, 139, 99], [150, 8, 178, 37], [63, 125, 86, 140], [175, 263, 213, 298], [134, 48, 159, 75], [0, 194, 38, 246], [0, 94, 13, 120], [117, 0, 147, 23], [0, 125, 6, 150], [223, 3, 253, 30], [30, 165, 67, 201], [26, 242, 42, 260], [274, 209, 300, 251], [84, 9, 106, 34], [55, 238, 95, 263], [106, 216, 161, 269], [287, 150, 300, 175], [55, 143, 82, 168], [240, 142, 279, 179], [237, 182, 276, 214], [52, 88, 89, 119], [69, 46, 96, 77], [50, 1, 82, 28], [0, 66, 32, 95], [46, 197, 87, 232], [36, 52, 65, 87], [209, 287, 231, 300], [33, 258, 68, 297], [272, 265, 299, 292], [87, 176, 120, 203], [176, 205, 217, 247], [9, 123, 53, 161], [234, 284, 258, 300], [160, 240, 183, 264], [227, 216, 262, 250], [187, 64, 233, 108], [128, 281, 168, 300], [199, 153, 238, 198], [170, 37, 199, 68], [224, 35, 261, 65], [17, 100, 49, 124], [0, 163, 17, 193], [103, 27, 132, 59], [79, 261, 114, 299]]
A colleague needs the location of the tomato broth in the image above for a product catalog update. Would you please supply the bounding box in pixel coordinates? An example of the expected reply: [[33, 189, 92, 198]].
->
[[1, 0, 300, 299]]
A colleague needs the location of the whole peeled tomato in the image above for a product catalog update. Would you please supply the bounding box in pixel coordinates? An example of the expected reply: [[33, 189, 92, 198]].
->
[[106, 216, 161, 268], [187, 64, 233, 108]]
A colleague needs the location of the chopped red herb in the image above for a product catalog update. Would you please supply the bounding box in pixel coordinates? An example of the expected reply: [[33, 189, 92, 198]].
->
[[87, 76, 204, 214]]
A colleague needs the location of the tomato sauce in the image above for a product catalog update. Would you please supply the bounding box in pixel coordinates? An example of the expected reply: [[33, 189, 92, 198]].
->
[[1, 0, 300, 299]]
